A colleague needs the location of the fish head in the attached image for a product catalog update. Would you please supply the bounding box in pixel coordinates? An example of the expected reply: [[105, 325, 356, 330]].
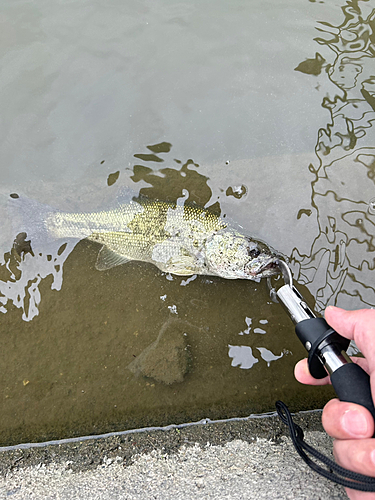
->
[[204, 231, 280, 280]]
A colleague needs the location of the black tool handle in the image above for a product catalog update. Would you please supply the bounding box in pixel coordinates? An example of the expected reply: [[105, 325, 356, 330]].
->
[[330, 362, 375, 422], [296, 317, 375, 422]]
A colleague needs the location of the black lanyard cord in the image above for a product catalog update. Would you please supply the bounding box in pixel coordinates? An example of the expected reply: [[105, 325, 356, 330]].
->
[[276, 401, 375, 492]]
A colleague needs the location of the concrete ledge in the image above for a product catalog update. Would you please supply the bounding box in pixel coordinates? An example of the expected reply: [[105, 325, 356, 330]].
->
[[0, 411, 346, 499]]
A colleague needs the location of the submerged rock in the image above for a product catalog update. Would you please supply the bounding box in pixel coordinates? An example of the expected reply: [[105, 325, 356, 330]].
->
[[127, 318, 192, 385]]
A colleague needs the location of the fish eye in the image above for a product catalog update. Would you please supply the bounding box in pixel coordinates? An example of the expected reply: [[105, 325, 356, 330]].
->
[[248, 247, 260, 258]]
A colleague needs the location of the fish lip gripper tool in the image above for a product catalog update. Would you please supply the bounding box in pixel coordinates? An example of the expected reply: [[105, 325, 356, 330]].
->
[[268, 260, 375, 422]]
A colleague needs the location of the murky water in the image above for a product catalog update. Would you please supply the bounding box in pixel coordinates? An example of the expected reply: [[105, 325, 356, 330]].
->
[[0, 0, 374, 445]]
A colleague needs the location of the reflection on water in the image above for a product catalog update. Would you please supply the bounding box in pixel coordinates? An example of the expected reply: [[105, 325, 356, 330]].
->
[[228, 345, 285, 370], [256, 347, 285, 367], [228, 345, 259, 370], [291, 0, 375, 311], [131, 143, 219, 212], [0, 236, 77, 321]]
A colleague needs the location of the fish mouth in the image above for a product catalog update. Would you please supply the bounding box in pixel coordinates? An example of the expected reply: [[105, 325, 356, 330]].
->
[[248, 257, 281, 277]]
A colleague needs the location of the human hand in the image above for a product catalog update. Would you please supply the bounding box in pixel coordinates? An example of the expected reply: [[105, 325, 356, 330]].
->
[[295, 306, 375, 500]]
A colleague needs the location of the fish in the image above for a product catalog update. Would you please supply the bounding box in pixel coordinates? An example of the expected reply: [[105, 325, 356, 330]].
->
[[8, 192, 281, 280]]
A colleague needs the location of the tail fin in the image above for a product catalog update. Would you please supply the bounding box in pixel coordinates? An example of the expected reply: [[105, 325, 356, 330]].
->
[[3, 194, 80, 322], [7, 195, 67, 253]]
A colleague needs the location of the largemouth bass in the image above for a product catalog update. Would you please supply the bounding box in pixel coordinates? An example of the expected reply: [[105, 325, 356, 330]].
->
[[9, 193, 280, 280]]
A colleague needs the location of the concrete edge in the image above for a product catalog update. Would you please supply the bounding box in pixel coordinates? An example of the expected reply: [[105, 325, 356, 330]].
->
[[0, 410, 325, 476]]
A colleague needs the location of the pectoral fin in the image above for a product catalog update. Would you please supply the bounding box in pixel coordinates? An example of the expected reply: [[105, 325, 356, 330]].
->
[[96, 246, 131, 271]]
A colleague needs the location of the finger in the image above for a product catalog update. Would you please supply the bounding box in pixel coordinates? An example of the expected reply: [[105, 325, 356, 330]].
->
[[294, 356, 369, 385], [294, 359, 330, 385], [350, 355, 369, 374], [343, 487, 374, 500], [325, 307, 375, 371], [322, 399, 374, 439], [333, 437, 375, 477]]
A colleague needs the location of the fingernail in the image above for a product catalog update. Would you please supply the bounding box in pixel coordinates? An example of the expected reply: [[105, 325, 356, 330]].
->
[[341, 410, 369, 437], [324, 306, 338, 317], [324, 306, 334, 318], [371, 449, 375, 466]]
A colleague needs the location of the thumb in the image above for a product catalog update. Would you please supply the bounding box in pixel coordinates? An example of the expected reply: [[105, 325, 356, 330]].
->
[[325, 306, 375, 372]]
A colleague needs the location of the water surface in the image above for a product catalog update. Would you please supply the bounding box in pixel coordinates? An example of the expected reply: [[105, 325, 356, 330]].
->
[[0, 0, 374, 445]]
